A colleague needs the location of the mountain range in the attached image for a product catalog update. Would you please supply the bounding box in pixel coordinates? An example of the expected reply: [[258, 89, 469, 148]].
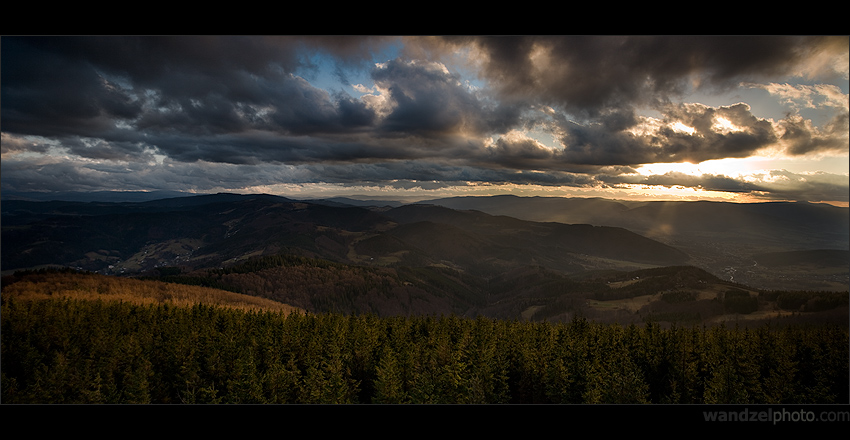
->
[[2, 192, 847, 323], [416, 195, 849, 291], [1, 193, 691, 274]]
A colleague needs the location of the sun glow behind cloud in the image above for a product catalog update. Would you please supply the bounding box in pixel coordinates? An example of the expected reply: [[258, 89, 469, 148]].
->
[[635, 156, 791, 179]]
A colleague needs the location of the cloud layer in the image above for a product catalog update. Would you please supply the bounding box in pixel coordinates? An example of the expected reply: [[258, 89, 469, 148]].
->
[[2, 36, 848, 202]]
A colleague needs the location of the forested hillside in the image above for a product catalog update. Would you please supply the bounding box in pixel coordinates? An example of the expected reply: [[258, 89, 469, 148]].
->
[[3, 296, 847, 404], [2, 269, 847, 404], [140, 257, 849, 326]]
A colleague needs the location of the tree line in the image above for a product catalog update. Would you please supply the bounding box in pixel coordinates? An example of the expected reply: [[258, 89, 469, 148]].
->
[[2, 297, 847, 404]]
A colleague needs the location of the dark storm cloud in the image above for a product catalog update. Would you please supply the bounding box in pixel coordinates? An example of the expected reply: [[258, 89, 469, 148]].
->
[[600, 171, 761, 193], [0, 154, 595, 196], [484, 134, 555, 168], [555, 117, 653, 166], [448, 35, 846, 169], [130, 73, 376, 138], [371, 58, 520, 138], [2, 35, 847, 203], [531, 102, 782, 166], [0, 159, 120, 193], [644, 102, 778, 162], [143, 132, 408, 165], [2, 36, 513, 166], [301, 160, 598, 188], [62, 137, 155, 162], [1, 39, 144, 138], [420, 35, 847, 168], [127, 54, 520, 166], [439, 35, 847, 117], [0, 154, 300, 194], [477, 101, 784, 170], [0, 134, 52, 155], [778, 112, 849, 155], [4, 35, 842, 166], [1, 36, 384, 139]]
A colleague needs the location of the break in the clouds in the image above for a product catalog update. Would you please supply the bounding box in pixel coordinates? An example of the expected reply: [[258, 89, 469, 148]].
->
[[2, 35, 848, 204]]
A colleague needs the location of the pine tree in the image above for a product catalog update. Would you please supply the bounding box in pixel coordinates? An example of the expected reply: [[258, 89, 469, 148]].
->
[[372, 346, 407, 403]]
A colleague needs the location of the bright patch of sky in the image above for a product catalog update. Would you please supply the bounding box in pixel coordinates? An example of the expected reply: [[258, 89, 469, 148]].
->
[[296, 41, 404, 98]]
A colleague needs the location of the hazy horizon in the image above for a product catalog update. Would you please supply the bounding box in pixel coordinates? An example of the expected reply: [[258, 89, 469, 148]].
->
[[6, 188, 850, 208]]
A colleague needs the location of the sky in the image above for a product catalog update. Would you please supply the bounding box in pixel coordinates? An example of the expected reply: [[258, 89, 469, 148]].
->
[[2, 36, 848, 205]]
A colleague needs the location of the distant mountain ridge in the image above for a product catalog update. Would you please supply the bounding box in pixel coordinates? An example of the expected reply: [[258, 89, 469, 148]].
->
[[416, 195, 849, 291], [1, 193, 687, 276], [3, 193, 847, 322], [418, 195, 848, 246], [382, 204, 688, 268], [1, 190, 193, 203], [4, 193, 847, 293]]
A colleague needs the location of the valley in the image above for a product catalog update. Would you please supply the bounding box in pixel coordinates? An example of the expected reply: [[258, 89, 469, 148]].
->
[[2, 192, 847, 326], [419, 195, 850, 291]]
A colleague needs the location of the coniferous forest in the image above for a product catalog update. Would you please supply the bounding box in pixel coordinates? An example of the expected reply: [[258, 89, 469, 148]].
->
[[3, 295, 847, 404]]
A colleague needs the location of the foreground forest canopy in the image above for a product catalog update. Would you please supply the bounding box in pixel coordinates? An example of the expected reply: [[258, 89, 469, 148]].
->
[[2, 281, 848, 404]]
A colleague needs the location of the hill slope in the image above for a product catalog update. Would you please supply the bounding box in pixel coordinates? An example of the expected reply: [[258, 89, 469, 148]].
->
[[420, 195, 849, 290], [1, 193, 689, 276], [1, 269, 303, 314]]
